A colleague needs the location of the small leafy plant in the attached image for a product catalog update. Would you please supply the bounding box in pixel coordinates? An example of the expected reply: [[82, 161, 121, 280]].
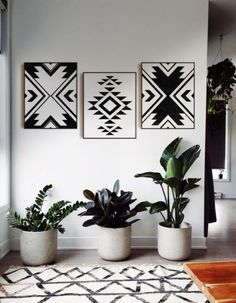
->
[[80, 180, 148, 228], [135, 137, 201, 228], [8, 184, 84, 233], [207, 58, 236, 114]]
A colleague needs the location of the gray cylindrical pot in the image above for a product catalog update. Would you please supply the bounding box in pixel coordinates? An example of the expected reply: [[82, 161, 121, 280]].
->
[[20, 229, 57, 266], [97, 225, 131, 261], [157, 222, 192, 261]]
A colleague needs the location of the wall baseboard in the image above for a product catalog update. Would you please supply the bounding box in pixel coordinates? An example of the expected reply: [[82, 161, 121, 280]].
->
[[222, 194, 236, 199], [0, 239, 10, 259], [0, 205, 10, 259], [11, 236, 207, 251], [0, 204, 9, 215]]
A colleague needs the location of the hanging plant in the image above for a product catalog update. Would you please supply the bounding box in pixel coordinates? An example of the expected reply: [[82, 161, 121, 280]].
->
[[207, 58, 236, 114]]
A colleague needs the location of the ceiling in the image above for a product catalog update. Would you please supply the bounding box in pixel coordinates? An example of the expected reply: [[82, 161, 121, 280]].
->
[[209, 0, 236, 38]]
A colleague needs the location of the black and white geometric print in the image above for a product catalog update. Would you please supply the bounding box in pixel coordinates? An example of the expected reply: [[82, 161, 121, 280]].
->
[[83, 73, 136, 138], [0, 264, 206, 302], [141, 62, 195, 129], [24, 62, 77, 129]]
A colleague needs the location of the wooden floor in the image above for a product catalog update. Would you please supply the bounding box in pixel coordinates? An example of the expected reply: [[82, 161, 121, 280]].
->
[[0, 199, 235, 274]]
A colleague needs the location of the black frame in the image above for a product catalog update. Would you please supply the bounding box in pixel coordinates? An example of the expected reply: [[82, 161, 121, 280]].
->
[[141, 62, 195, 129]]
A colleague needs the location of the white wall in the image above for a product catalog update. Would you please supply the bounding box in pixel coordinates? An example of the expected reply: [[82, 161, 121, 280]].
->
[[0, 6, 10, 258], [208, 0, 236, 198], [0, 205, 9, 258], [10, 0, 209, 250]]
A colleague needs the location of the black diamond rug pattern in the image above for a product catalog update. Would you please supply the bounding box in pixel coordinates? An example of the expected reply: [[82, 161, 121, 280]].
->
[[0, 264, 206, 302]]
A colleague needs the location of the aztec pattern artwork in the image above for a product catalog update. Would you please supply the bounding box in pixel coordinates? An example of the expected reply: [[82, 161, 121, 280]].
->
[[24, 62, 77, 129], [0, 264, 206, 303], [84, 73, 136, 138], [141, 62, 195, 129]]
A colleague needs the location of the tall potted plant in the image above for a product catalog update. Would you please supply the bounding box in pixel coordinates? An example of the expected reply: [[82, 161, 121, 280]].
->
[[135, 137, 201, 260], [80, 180, 148, 261], [9, 184, 84, 265]]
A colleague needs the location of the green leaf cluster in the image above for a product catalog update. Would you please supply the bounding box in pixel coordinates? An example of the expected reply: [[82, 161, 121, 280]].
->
[[80, 180, 149, 228], [8, 184, 84, 233], [207, 58, 236, 114], [135, 137, 201, 228]]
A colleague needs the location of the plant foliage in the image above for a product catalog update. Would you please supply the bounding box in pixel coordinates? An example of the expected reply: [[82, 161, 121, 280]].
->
[[135, 137, 201, 228], [8, 184, 84, 233], [80, 180, 148, 228], [207, 58, 236, 114]]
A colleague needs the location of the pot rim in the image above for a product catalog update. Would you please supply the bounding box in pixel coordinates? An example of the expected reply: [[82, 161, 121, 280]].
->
[[97, 225, 131, 230], [159, 222, 191, 229], [20, 229, 57, 233]]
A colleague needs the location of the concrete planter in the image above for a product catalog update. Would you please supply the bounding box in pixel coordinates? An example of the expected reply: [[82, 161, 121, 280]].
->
[[158, 222, 192, 261], [97, 225, 131, 261], [20, 229, 57, 265]]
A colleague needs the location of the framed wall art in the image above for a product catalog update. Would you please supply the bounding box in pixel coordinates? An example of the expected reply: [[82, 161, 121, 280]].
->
[[24, 62, 77, 129], [141, 62, 195, 129], [83, 72, 136, 139]]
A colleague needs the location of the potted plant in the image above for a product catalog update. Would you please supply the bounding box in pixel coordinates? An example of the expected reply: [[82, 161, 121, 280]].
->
[[206, 59, 236, 172], [135, 137, 201, 261], [8, 184, 84, 265], [80, 180, 148, 261], [218, 169, 224, 179], [207, 58, 236, 115]]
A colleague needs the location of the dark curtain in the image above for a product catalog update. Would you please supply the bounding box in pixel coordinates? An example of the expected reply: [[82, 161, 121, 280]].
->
[[206, 110, 226, 169], [204, 113, 217, 237], [204, 151, 217, 237]]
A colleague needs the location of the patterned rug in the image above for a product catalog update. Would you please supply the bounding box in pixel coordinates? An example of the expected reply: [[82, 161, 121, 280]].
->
[[0, 264, 206, 302]]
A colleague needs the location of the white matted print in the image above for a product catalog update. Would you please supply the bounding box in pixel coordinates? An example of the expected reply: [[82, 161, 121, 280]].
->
[[24, 62, 77, 129], [84, 72, 136, 138]]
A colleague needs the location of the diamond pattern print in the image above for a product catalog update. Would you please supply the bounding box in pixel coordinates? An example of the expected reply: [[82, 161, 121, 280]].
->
[[0, 264, 206, 302], [84, 73, 136, 138]]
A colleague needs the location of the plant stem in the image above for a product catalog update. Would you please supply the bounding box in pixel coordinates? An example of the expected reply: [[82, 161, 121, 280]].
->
[[160, 183, 169, 221], [170, 188, 175, 221], [171, 188, 179, 228], [160, 211, 166, 222], [167, 186, 171, 222]]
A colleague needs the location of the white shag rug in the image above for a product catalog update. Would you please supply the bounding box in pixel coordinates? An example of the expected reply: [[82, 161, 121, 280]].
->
[[0, 264, 207, 302]]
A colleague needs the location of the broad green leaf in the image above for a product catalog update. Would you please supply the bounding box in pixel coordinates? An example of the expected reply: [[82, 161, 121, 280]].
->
[[116, 191, 133, 205], [149, 201, 167, 214], [132, 201, 152, 213], [182, 178, 201, 194], [165, 157, 182, 181], [135, 172, 163, 184], [187, 178, 201, 183], [83, 189, 95, 201], [85, 207, 104, 216], [83, 218, 97, 227], [84, 201, 95, 209], [163, 177, 178, 188], [100, 189, 110, 205], [160, 137, 182, 171], [179, 197, 190, 212], [113, 179, 120, 194], [179, 145, 201, 176]]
